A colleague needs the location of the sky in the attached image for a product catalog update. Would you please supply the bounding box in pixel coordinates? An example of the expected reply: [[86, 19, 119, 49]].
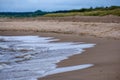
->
[[0, 0, 120, 12]]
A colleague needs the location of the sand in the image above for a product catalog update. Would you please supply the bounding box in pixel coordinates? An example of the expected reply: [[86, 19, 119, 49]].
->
[[0, 16, 120, 23], [0, 21, 120, 40], [0, 16, 120, 80], [38, 33, 120, 80]]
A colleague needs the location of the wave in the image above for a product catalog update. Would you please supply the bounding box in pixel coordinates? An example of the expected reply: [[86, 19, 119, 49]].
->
[[0, 36, 95, 80]]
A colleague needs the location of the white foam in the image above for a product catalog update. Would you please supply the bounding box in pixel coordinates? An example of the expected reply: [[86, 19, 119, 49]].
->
[[0, 36, 58, 43], [43, 64, 93, 76], [0, 36, 95, 80], [0, 64, 12, 70], [0, 44, 9, 49]]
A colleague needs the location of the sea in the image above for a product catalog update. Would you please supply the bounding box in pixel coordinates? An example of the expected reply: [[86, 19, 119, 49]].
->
[[0, 36, 95, 80]]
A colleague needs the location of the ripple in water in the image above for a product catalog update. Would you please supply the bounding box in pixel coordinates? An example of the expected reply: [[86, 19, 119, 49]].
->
[[0, 36, 95, 80]]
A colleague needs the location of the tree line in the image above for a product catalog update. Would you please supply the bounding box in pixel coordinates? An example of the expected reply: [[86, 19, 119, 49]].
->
[[0, 6, 120, 18]]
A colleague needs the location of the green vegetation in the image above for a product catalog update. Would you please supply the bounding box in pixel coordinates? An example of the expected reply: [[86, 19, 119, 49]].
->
[[44, 6, 120, 17], [0, 6, 120, 18], [0, 10, 47, 18]]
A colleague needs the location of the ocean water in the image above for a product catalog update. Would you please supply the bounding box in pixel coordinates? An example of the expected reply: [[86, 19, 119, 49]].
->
[[0, 36, 95, 80]]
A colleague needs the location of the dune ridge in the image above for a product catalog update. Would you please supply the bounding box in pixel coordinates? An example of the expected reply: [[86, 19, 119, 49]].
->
[[0, 21, 120, 39]]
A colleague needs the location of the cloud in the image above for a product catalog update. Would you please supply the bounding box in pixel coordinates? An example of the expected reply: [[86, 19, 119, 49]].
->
[[0, 0, 120, 12]]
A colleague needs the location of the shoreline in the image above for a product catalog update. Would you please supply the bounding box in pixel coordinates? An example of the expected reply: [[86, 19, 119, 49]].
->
[[39, 32, 120, 80], [0, 32, 120, 80], [0, 16, 120, 80]]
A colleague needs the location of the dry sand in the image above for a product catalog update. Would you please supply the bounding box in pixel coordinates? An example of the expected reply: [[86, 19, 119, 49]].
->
[[0, 20, 120, 39], [0, 16, 120, 23], [0, 16, 120, 80]]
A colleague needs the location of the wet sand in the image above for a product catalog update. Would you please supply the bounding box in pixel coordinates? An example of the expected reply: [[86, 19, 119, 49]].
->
[[38, 33, 120, 80], [0, 31, 120, 80]]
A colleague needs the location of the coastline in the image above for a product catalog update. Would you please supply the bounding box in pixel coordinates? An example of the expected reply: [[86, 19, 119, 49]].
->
[[0, 16, 120, 80], [39, 33, 120, 80], [0, 32, 120, 80]]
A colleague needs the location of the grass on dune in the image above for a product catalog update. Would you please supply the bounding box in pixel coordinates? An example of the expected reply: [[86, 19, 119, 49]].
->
[[43, 9, 120, 17]]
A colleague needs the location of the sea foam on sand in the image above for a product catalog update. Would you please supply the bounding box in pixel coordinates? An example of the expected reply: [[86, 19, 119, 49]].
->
[[0, 36, 95, 80]]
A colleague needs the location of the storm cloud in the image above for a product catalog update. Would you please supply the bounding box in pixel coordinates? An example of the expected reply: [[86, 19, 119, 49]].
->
[[0, 0, 120, 12]]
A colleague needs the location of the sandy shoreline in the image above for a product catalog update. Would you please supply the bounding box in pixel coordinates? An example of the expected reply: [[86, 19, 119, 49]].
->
[[0, 16, 120, 80], [0, 32, 120, 80], [39, 33, 120, 80]]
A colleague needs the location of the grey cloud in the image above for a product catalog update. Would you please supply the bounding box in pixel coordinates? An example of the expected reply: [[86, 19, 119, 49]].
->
[[0, 0, 120, 12]]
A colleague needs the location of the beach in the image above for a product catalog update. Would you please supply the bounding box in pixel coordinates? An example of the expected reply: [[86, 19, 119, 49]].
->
[[39, 33, 120, 80], [0, 16, 120, 80], [0, 16, 120, 40]]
